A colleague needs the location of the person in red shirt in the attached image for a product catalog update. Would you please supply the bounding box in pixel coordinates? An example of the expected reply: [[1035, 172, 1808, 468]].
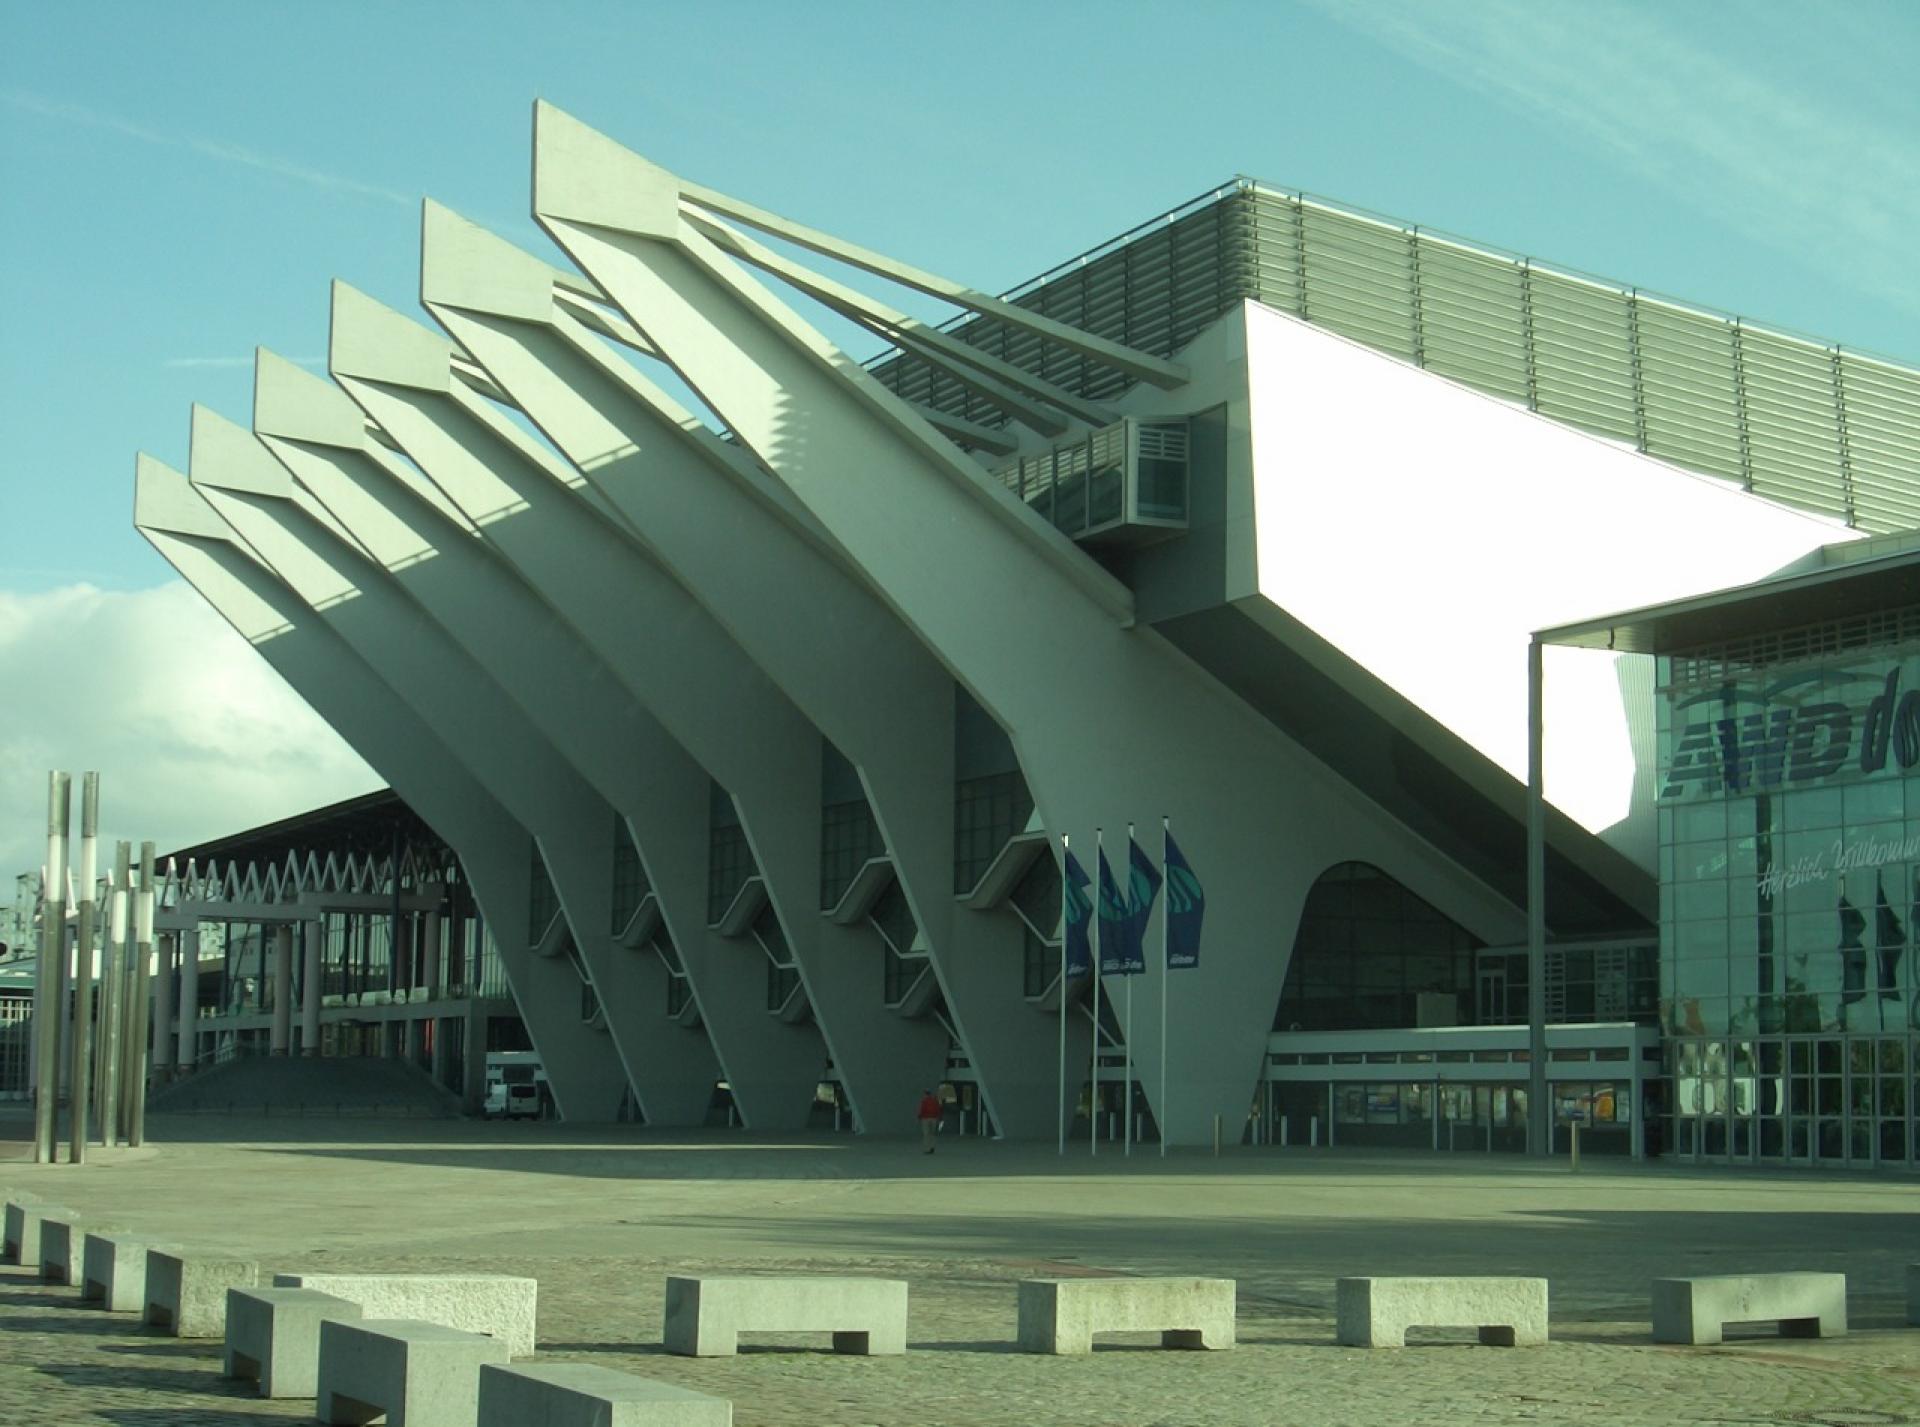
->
[[916, 1088, 943, 1153]]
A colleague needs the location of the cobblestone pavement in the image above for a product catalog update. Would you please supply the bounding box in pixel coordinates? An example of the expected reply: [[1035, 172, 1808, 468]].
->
[[1, 1113, 1916, 1426]]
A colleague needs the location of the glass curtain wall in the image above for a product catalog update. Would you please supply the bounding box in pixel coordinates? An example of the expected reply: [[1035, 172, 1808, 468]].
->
[[1658, 624, 1920, 1166]]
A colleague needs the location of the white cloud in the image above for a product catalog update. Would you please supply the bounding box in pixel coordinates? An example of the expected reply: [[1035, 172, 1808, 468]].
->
[[0, 581, 380, 878], [1, 88, 413, 208], [1309, 0, 1920, 319]]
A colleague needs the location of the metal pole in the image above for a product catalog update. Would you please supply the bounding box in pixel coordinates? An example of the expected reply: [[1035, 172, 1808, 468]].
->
[[1124, 973, 1133, 1158], [127, 842, 154, 1147], [1057, 835, 1069, 1156], [1526, 638, 1550, 1157], [98, 838, 129, 1145], [67, 775, 98, 1164], [151, 929, 175, 1078], [176, 923, 198, 1075], [1160, 817, 1170, 1158], [271, 924, 293, 1053], [1091, 828, 1102, 1158], [33, 772, 68, 1165], [301, 919, 322, 1055]]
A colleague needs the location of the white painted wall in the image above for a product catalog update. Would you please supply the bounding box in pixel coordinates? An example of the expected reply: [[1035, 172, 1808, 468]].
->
[[1244, 302, 1857, 869]]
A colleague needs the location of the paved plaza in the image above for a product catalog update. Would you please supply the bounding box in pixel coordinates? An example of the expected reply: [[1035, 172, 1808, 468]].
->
[[1, 1110, 1916, 1425]]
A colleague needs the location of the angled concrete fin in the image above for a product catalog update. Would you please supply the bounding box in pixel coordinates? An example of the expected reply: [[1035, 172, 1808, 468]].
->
[[135, 453, 232, 541], [188, 405, 292, 497], [255, 348, 368, 450], [531, 101, 682, 241], [422, 199, 574, 323], [329, 280, 452, 393]]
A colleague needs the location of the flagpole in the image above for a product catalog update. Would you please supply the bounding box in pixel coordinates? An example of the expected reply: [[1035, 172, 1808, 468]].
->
[[1091, 826, 1102, 1158], [1124, 823, 1134, 1159], [1058, 834, 1069, 1157], [1160, 816, 1170, 1159]]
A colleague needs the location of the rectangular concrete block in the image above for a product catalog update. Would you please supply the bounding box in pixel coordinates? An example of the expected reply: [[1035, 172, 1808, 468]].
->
[[145, 1249, 259, 1338], [663, 1275, 908, 1357], [83, 1232, 160, 1311], [1336, 1276, 1549, 1348], [478, 1362, 732, 1427], [272, 1272, 537, 1358], [316, 1317, 511, 1427], [38, 1214, 83, 1285], [3, 1201, 66, 1265], [1016, 1277, 1236, 1354], [1651, 1272, 1846, 1346], [224, 1287, 364, 1399]]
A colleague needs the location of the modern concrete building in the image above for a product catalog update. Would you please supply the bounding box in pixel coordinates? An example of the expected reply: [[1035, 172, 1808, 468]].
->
[[134, 103, 1920, 1166]]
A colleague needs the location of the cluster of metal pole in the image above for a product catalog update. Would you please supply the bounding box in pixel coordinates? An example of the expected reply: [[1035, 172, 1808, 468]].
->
[[32, 769, 159, 1165]]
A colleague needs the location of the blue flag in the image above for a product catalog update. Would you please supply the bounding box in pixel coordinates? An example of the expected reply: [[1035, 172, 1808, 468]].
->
[[1061, 848, 1093, 979], [1122, 833, 1162, 974], [1164, 830, 1204, 969], [1097, 849, 1131, 975]]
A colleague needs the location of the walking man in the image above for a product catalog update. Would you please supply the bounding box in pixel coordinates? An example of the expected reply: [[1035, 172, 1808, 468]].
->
[[916, 1087, 943, 1154]]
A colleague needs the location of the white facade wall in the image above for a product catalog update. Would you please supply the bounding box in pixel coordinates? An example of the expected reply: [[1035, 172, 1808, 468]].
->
[[1243, 303, 1857, 868]]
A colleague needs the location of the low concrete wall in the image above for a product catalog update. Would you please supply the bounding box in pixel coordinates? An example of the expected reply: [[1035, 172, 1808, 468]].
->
[[2, 1202, 68, 1267], [82, 1233, 160, 1312], [1651, 1273, 1845, 1346], [1335, 1277, 1549, 1348], [37, 1215, 84, 1286], [224, 1286, 364, 1399], [663, 1275, 908, 1357], [478, 1362, 731, 1426], [316, 1318, 511, 1427], [1016, 1277, 1236, 1354], [272, 1272, 537, 1357], [145, 1250, 259, 1338]]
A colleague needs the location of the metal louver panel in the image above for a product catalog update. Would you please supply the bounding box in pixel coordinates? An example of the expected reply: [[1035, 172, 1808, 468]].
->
[[863, 178, 1920, 534]]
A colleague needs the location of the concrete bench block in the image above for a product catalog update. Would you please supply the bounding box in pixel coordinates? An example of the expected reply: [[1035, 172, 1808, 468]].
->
[[83, 1232, 161, 1311], [1651, 1272, 1846, 1346], [273, 1272, 537, 1358], [479, 1362, 732, 1427], [37, 1214, 84, 1285], [145, 1249, 259, 1338], [225, 1287, 364, 1399], [1336, 1276, 1549, 1348], [663, 1275, 908, 1357], [316, 1317, 511, 1427], [4, 1201, 69, 1267], [1017, 1277, 1236, 1354]]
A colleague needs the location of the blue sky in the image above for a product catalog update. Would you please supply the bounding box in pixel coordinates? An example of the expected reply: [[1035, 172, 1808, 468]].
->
[[2, 0, 1918, 869]]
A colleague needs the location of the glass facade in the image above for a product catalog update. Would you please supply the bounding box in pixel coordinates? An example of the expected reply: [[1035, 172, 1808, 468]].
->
[[1658, 624, 1920, 1165], [1275, 863, 1480, 1032]]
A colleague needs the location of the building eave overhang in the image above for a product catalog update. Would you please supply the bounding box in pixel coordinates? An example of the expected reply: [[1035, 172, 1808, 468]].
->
[[1536, 546, 1920, 655]]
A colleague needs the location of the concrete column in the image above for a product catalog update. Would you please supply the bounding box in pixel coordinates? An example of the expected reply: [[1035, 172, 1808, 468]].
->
[[422, 909, 441, 999], [151, 931, 175, 1073], [175, 931, 197, 1074], [430, 1014, 449, 1085], [140, 457, 634, 1118], [270, 924, 293, 1053], [404, 1016, 423, 1063], [300, 919, 322, 1055]]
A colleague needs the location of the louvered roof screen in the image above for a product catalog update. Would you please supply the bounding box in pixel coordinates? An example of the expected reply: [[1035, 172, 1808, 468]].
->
[[868, 180, 1920, 535]]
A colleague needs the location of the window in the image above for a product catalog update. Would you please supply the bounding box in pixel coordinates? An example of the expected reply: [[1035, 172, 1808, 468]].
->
[[527, 840, 559, 945], [610, 815, 647, 934], [953, 771, 1034, 894], [1275, 863, 1480, 1031], [821, 798, 883, 910]]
